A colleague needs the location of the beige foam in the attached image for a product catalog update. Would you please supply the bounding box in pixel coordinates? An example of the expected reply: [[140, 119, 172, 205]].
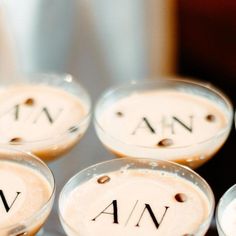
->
[[0, 84, 89, 161], [96, 90, 230, 168], [61, 169, 210, 236], [0, 161, 52, 235]]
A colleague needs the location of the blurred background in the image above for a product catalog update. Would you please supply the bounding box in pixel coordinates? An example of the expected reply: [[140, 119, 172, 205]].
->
[[178, 0, 236, 103], [0, 0, 235, 234]]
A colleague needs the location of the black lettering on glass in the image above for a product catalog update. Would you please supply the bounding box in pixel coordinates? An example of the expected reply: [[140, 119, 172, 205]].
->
[[14, 104, 20, 120], [135, 204, 169, 229], [92, 200, 119, 224], [132, 117, 156, 135], [0, 104, 20, 121], [172, 116, 193, 134], [0, 190, 21, 213], [33, 107, 63, 124]]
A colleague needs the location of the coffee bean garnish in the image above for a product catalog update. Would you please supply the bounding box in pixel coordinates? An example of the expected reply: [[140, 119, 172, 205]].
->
[[205, 114, 216, 122], [175, 193, 187, 203], [9, 137, 22, 143], [24, 98, 34, 106], [97, 175, 110, 184], [68, 126, 79, 133], [157, 138, 173, 147], [16, 232, 28, 236], [8, 225, 27, 235], [116, 111, 123, 117]]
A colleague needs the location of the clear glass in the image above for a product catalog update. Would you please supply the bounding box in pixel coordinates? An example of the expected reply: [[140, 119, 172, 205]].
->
[[59, 158, 215, 236], [0, 146, 55, 236], [94, 77, 233, 169], [0, 73, 91, 163], [216, 184, 236, 236]]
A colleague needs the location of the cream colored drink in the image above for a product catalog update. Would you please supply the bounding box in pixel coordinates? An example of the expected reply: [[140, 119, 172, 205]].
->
[[0, 160, 52, 235], [95, 87, 232, 168], [60, 168, 211, 236], [0, 84, 90, 162]]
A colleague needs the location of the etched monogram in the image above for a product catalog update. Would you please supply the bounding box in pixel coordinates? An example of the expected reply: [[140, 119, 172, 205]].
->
[[0, 190, 21, 213], [92, 200, 169, 230], [0, 104, 63, 125], [132, 116, 194, 135]]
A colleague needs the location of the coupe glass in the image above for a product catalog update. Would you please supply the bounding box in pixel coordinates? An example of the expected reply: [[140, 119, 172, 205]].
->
[[0, 73, 91, 163], [94, 78, 233, 169], [59, 158, 215, 235], [0, 146, 55, 236]]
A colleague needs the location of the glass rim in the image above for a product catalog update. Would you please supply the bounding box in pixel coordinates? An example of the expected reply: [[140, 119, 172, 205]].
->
[[215, 184, 236, 235], [58, 157, 215, 235], [94, 77, 233, 151], [0, 146, 56, 233], [0, 73, 92, 146]]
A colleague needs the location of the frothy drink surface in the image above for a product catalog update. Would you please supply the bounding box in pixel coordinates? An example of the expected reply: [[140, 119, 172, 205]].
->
[[0, 161, 51, 229], [99, 90, 227, 147], [97, 90, 229, 167], [0, 85, 88, 161], [62, 169, 210, 236], [220, 198, 236, 235]]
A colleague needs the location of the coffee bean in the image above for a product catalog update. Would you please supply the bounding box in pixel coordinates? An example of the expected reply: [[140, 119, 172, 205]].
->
[[8, 225, 27, 235], [24, 98, 34, 106], [97, 175, 110, 184], [157, 138, 173, 147], [205, 114, 216, 122], [9, 137, 22, 143], [16, 233, 28, 236], [116, 111, 123, 117], [68, 126, 79, 133], [175, 193, 187, 202]]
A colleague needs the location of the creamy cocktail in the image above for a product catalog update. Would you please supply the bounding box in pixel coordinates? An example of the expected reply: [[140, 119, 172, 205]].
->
[[0, 148, 55, 235], [0, 73, 91, 162], [94, 78, 232, 168], [59, 158, 214, 236]]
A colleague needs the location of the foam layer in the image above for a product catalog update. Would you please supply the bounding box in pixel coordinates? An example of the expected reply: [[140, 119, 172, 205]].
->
[[96, 90, 230, 168], [0, 85, 89, 161], [220, 198, 236, 235], [0, 161, 52, 235], [61, 169, 210, 236]]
